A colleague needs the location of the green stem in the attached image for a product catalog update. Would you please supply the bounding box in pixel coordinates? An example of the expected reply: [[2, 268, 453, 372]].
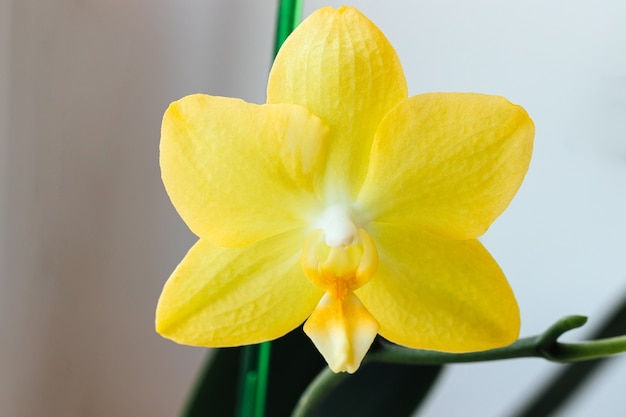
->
[[237, 343, 272, 417], [547, 335, 626, 361], [291, 368, 349, 417], [274, 0, 303, 55], [290, 315, 626, 417], [237, 2, 304, 416], [369, 315, 589, 365]]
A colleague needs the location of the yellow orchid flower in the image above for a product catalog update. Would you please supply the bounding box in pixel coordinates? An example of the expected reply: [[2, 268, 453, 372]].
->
[[156, 6, 534, 374]]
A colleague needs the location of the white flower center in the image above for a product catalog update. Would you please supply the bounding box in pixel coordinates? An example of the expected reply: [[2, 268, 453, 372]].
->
[[317, 204, 358, 248]]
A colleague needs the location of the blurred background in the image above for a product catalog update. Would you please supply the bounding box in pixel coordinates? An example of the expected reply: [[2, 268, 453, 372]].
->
[[1, 0, 625, 416]]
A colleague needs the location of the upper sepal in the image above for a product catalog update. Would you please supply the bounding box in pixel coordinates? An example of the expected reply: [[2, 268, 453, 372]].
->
[[268, 6, 408, 201]]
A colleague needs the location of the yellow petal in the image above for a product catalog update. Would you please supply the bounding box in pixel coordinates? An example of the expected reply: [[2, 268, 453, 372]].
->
[[267, 6, 408, 201], [160, 94, 328, 247], [357, 223, 520, 352], [304, 292, 380, 373], [357, 93, 534, 240], [156, 229, 323, 347]]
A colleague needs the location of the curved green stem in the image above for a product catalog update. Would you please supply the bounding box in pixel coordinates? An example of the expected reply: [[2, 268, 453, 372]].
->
[[546, 335, 626, 361], [291, 368, 349, 417], [290, 315, 626, 417]]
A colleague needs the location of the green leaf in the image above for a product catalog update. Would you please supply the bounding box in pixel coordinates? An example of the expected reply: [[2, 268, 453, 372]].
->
[[182, 328, 325, 417], [308, 361, 442, 417], [265, 328, 327, 416], [182, 347, 240, 417]]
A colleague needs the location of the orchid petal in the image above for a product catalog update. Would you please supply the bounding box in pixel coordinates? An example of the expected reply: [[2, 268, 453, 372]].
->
[[357, 93, 534, 239], [160, 94, 328, 247], [357, 223, 520, 352], [156, 229, 323, 347]]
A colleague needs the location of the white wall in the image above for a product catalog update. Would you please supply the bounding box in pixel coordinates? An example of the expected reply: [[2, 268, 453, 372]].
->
[[0, 0, 10, 308], [0, 1, 274, 416], [1, 1, 625, 416]]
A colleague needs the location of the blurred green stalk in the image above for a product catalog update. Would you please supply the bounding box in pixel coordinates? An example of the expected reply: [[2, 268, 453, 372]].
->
[[237, 1, 304, 417]]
